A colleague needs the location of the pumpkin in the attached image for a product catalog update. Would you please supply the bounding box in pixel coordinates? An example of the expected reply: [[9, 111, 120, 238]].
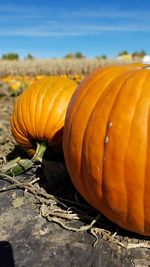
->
[[10, 76, 77, 173], [63, 63, 150, 236]]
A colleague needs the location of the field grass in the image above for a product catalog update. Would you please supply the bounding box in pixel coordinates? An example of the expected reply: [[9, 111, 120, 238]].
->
[[0, 58, 135, 76]]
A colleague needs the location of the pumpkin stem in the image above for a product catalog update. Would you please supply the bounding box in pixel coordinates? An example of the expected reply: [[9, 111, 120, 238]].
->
[[2, 142, 47, 176], [32, 142, 47, 163]]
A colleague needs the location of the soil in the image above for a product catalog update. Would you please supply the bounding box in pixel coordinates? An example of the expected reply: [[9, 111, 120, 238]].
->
[[0, 87, 150, 267]]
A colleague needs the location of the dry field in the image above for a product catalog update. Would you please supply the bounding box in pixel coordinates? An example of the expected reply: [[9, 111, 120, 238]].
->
[[0, 58, 136, 94], [0, 58, 118, 76]]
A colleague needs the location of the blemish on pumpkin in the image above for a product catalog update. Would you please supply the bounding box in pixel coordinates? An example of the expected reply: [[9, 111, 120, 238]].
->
[[108, 122, 113, 128], [104, 136, 109, 144], [103, 153, 107, 161], [97, 166, 100, 172]]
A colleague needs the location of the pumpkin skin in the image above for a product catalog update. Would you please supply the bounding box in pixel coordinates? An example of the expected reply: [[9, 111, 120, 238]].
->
[[63, 63, 150, 236], [11, 76, 77, 156]]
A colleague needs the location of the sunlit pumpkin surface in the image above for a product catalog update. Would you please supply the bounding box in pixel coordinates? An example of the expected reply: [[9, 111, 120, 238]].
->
[[63, 63, 150, 236], [11, 76, 77, 156]]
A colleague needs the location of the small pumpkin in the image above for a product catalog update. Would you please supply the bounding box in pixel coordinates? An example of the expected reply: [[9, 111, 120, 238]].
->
[[9, 76, 77, 174], [63, 63, 150, 236]]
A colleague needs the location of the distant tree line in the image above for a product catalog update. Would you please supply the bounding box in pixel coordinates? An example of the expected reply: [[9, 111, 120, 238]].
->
[[1, 53, 34, 60], [118, 50, 147, 59], [64, 52, 85, 59], [1, 53, 19, 60], [0, 50, 148, 60]]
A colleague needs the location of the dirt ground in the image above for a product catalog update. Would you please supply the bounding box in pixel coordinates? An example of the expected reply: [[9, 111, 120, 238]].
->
[[0, 87, 150, 267]]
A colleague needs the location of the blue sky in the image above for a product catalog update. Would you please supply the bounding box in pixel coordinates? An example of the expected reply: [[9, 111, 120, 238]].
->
[[0, 0, 150, 58]]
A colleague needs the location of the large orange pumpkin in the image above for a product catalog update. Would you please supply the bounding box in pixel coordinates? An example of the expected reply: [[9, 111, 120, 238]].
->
[[63, 63, 150, 236], [11, 76, 77, 157]]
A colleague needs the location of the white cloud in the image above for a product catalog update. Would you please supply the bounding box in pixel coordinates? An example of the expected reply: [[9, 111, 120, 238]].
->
[[0, 4, 150, 37], [0, 23, 150, 37], [62, 8, 149, 20], [0, 4, 149, 20]]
